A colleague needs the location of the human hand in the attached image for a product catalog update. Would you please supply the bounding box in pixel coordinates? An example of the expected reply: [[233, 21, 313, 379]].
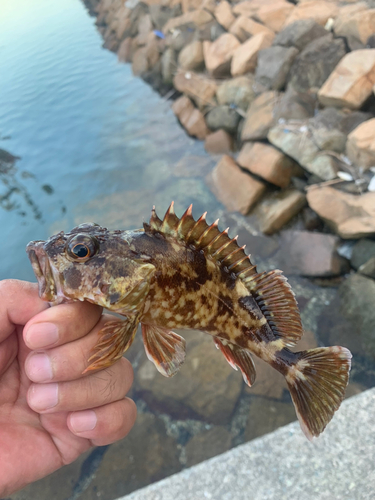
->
[[0, 280, 136, 497]]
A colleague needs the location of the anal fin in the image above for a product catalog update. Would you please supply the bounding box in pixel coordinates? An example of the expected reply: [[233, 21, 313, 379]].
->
[[83, 317, 138, 374], [214, 337, 256, 387], [142, 323, 186, 377]]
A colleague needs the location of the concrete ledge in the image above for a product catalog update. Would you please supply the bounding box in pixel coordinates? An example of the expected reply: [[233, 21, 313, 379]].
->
[[120, 389, 375, 500]]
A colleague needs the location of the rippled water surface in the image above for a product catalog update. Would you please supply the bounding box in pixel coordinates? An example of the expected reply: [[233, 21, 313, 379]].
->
[[0, 0, 218, 281]]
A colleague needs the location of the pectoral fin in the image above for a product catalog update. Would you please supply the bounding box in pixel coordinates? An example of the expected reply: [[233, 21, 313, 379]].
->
[[141, 323, 186, 377], [214, 337, 256, 387], [83, 317, 139, 374]]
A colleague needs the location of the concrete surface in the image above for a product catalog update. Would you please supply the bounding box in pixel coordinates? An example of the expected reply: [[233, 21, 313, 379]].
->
[[119, 388, 375, 500]]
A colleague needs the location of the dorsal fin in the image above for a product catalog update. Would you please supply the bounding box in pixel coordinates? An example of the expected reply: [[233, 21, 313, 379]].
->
[[244, 270, 303, 347], [146, 204, 258, 278]]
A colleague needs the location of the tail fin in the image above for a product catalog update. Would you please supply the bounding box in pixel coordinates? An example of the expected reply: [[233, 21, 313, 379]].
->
[[285, 346, 352, 440]]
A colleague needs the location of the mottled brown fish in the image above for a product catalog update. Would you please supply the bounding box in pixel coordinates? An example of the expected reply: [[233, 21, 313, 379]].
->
[[27, 203, 351, 440]]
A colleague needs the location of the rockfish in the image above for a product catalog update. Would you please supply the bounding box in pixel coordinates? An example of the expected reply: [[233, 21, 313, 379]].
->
[[26, 203, 351, 439]]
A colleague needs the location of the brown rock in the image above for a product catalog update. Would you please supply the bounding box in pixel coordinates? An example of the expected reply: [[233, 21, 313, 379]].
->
[[229, 15, 274, 43], [237, 142, 294, 188], [205, 129, 235, 155], [232, 0, 275, 18], [287, 34, 346, 93], [165, 24, 195, 52], [182, 0, 202, 13], [178, 40, 205, 71], [306, 186, 375, 239], [185, 426, 232, 467], [284, 0, 339, 27], [274, 230, 349, 277], [117, 37, 133, 63], [231, 32, 275, 77], [161, 47, 177, 84], [132, 47, 149, 76], [318, 49, 375, 110], [255, 45, 299, 90], [273, 19, 327, 51], [258, 189, 307, 235], [248, 358, 287, 399], [214, 0, 235, 31], [163, 9, 213, 34], [216, 75, 256, 111], [172, 95, 209, 139], [275, 87, 316, 121], [136, 13, 153, 45], [136, 330, 243, 424], [346, 118, 375, 171], [203, 33, 241, 78], [115, 7, 131, 39], [149, 4, 179, 31], [173, 70, 217, 109], [334, 8, 375, 46], [241, 91, 282, 141], [255, 1, 295, 33], [209, 155, 266, 214]]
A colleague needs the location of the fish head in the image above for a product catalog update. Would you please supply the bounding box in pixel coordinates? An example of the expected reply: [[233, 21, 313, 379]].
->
[[26, 223, 155, 312]]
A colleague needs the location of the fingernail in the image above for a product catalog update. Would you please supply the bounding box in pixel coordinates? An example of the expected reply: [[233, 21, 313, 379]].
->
[[26, 353, 53, 382], [70, 410, 97, 433], [28, 383, 58, 411], [25, 323, 59, 348]]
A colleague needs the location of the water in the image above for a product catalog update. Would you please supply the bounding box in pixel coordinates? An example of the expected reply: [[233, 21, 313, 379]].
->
[[0, 0, 217, 282]]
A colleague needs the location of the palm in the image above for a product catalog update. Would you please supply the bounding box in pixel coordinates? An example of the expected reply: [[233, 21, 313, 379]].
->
[[0, 327, 90, 490]]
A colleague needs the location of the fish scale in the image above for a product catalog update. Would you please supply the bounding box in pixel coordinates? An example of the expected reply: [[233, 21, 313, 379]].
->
[[27, 203, 352, 440]]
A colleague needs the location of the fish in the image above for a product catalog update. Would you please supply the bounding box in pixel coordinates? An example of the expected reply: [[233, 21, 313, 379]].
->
[[26, 203, 352, 440]]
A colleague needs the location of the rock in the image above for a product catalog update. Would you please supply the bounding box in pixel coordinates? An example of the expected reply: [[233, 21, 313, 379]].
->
[[197, 19, 226, 42], [231, 32, 275, 77], [334, 8, 375, 46], [229, 15, 274, 43], [178, 40, 205, 71], [163, 9, 213, 34], [205, 105, 241, 134], [255, 45, 299, 90], [287, 34, 346, 92], [275, 86, 316, 120], [318, 49, 375, 110], [255, 1, 295, 33], [216, 75, 256, 112], [214, 0, 235, 31], [161, 47, 177, 84], [203, 33, 241, 78], [118, 37, 133, 63], [310, 107, 347, 153], [128, 2, 150, 37], [248, 358, 287, 399], [182, 0, 202, 13], [318, 273, 375, 359], [242, 91, 282, 141], [209, 155, 266, 214], [165, 25, 195, 52], [204, 129, 234, 154], [257, 189, 307, 235], [244, 398, 296, 442], [132, 47, 149, 76], [273, 19, 327, 51], [346, 118, 375, 171], [185, 427, 232, 467], [350, 239, 375, 270], [306, 186, 375, 239], [274, 230, 349, 277], [340, 111, 373, 136], [172, 95, 209, 139], [136, 13, 153, 45], [77, 412, 181, 499], [237, 142, 295, 188], [307, 154, 341, 181], [149, 4, 178, 31], [232, 0, 275, 18], [284, 0, 339, 27], [136, 330, 243, 424], [173, 70, 217, 109], [359, 257, 375, 279]]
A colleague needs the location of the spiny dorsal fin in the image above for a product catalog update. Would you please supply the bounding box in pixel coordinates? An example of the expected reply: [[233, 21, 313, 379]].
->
[[244, 270, 303, 347], [147, 204, 258, 278]]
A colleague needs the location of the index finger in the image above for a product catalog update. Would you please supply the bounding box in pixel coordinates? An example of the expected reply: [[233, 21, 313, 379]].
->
[[24, 300, 103, 350], [0, 280, 48, 342]]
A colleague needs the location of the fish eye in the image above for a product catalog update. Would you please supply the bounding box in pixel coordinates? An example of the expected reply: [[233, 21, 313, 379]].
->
[[66, 234, 99, 262]]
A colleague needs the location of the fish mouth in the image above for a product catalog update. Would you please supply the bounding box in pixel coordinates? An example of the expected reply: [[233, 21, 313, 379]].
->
[[26, 241, 58, 302]]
